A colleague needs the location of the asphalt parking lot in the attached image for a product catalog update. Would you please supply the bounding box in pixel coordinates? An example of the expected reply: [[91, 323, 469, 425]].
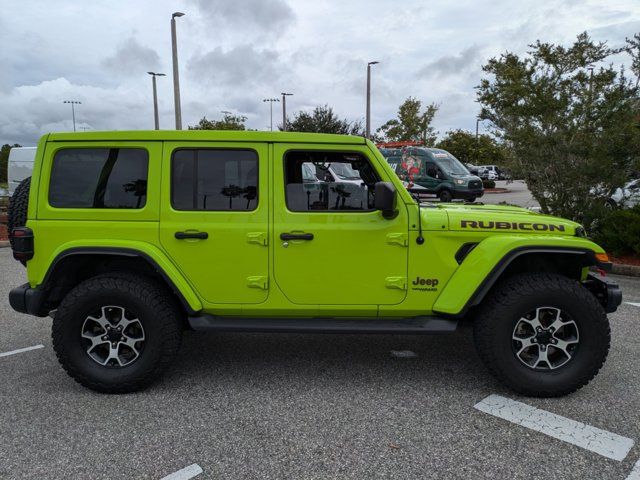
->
[[1, 248, 639, 479]]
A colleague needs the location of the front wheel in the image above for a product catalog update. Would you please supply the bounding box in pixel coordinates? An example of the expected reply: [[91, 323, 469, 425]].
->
[[473, 273, 610, 397], [438, 189, 453, 202], [52, 273, 183, 393]]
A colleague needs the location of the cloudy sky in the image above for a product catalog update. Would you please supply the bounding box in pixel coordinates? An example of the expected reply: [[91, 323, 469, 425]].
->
[[1, 0, 639, 146]]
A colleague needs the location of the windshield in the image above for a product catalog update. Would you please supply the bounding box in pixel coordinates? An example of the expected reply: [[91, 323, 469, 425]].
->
[[330, 162, 361, 180], [301, 163, 317, 182], [431, 151, 470, 175]]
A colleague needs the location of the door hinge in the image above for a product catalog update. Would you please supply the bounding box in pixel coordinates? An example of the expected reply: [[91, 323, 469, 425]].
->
[[386, 233, 408, 247], [247, 276, 269, 290], [247, 232, 268, 246], [385, 276, 407, 290]]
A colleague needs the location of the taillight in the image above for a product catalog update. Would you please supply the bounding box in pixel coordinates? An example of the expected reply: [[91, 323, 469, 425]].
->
[[10, 227, 34, 262]]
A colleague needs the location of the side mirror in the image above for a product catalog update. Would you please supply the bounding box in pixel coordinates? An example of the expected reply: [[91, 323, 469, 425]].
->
[[374, 181, 398, 219]]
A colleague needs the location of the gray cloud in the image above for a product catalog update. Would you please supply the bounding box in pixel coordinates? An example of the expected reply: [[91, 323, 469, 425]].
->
[[417, 46, 483, 78], [193, 0, 295, 36], [187, 45, 281, 87], [102, 37, 161, 75]]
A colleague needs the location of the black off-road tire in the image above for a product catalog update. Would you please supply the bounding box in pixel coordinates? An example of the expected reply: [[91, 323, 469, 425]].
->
[[473, 272, 610, 397], [438, 189, 453, 202], [52, 273, 183, 393], [7, 176, 30, 251]]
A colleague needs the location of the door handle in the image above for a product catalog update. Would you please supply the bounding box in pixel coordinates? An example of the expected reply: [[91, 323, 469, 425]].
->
[[175, 231, 208, 240], [280, 232, 314, 241]]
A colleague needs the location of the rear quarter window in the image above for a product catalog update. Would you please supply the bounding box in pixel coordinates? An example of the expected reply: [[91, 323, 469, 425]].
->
[[49, 148, 149, 209]]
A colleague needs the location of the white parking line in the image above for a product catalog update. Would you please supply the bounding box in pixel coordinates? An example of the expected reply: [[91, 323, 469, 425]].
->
[[626, 459, 640, 480], [625, 302, 640, 308], [390, 350, 418, 358], [160, 464, 203, 480], [474, 394, 634, 461], [0, 344, 44, 358]]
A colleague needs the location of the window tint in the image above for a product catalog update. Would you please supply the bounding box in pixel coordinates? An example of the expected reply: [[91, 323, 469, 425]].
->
[[172, 149, 258, 211], [49, 148, 148, 209], [284, 151, 379, 212]]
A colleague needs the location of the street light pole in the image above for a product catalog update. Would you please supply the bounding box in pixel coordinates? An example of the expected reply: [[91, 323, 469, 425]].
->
[[263, 98, 280, 131], [171, 12, 185, 130], [148, 72, 166, 130], [366, 61, 379, 139], [281, 92, 293, 131], [475, 118, 481, 164], [63, 100, 81, 132]]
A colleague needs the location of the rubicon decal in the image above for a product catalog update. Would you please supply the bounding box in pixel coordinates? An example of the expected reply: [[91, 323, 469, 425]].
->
[[460, 220, 566, 232], [411, 277, 439, 292]]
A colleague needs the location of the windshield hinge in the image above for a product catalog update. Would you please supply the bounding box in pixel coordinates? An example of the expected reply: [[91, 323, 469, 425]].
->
[[386, 233, 408, 247], [385, 276, 407, 290]]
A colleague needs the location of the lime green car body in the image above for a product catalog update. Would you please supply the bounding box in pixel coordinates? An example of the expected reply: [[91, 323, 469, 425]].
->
[[14, 130, 611, 321]]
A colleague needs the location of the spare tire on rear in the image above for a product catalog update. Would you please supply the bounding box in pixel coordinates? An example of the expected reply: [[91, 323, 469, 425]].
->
[[8, 176, 31, 250]]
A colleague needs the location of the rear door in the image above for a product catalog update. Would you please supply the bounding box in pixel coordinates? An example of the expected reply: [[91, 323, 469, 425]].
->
[[159, 142, 269, 304]]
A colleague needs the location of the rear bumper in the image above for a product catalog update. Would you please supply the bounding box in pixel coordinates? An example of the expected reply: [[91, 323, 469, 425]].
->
[[9, 283, 47, 317], [583, 273, 622, 314]]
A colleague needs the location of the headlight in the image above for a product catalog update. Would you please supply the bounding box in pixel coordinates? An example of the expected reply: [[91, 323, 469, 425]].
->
[[454, 179, 466, 185]]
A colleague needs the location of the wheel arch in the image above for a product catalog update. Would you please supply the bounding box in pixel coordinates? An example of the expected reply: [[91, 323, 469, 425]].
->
[[36, 247, 202, 316], [433, 242, 605, 317]]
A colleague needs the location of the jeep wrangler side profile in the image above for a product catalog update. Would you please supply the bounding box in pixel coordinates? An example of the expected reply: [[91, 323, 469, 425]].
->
[[8, 131, 621, 396]]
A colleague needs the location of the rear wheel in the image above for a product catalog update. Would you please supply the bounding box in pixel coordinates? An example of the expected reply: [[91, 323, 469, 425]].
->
[[52, 273, 183, 393], [473, 272, 610, 397], [438, 189, 453, 202]]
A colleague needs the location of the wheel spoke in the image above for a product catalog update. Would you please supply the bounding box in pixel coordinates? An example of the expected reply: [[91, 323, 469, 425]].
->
[[515, 336, 536, 356], [520, 314, 542, 331], [104, 344, 123, 367], [534, 346, 551, 369], [81, 331, 109, 351], [553, 338, 578, 355]]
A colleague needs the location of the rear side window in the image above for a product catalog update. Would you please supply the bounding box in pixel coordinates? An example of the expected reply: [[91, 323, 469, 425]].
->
[[49, 148, 149, 209], [171, 149, 258, 211]]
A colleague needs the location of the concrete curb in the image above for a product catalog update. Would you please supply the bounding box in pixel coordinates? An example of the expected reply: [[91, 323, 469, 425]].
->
[[484, 188, 511, 194], [611, 263, 640, 277]]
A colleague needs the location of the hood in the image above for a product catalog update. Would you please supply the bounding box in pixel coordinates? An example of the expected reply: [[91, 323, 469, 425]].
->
[[437, 203, 581, 236]]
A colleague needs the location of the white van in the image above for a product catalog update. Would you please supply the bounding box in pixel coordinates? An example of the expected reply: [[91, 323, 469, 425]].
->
[[8, 147, 36, 196]]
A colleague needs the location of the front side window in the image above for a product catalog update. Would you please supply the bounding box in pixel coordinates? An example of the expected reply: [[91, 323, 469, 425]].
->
[[284, 151, 379, 212], [49, 148, 149, 209], [172, 149, 258, 211]]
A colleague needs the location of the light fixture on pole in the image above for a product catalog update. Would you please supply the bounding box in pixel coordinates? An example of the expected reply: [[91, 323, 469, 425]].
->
[[263, 98, 280, 131], [63, 100, 82, 132], [147, 72, 166, 130], [366, 61, 379, 139], [171, 12, 185, 130], [281, 92, 293, 131]]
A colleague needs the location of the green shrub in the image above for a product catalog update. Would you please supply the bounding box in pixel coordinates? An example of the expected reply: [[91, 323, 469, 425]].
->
[[483, 179, 496, 189], [591, 206, 640, 256]]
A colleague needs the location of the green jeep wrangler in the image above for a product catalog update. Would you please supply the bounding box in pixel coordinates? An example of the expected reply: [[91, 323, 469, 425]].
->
[[8, 131, 621, 396]]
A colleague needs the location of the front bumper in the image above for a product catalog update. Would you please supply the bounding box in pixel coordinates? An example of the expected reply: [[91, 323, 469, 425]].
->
[[583, 273, 622, 314], [9, 283, 47, 317], [454, 189, 484, 200]]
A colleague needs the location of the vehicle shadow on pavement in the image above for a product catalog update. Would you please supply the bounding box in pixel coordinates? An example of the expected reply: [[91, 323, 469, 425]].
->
[[160, 323, 499, 395]]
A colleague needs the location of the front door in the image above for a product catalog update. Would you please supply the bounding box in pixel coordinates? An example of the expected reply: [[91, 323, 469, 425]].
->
[[159, 142, 269, 304], [273, 144, 409, 307]]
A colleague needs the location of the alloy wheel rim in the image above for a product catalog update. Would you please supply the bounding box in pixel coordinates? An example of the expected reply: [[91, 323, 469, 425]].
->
[[81, 306, 145, 367], [511, 306, 579, 370]]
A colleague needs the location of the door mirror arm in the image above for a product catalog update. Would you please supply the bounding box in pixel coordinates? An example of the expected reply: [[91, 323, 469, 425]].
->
[[374, 182, 398, 220]]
